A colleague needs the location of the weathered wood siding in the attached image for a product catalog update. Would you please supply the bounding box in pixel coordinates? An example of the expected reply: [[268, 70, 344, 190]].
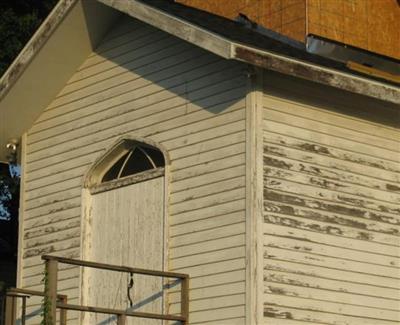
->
[[262, 74, 400, 324], [85, 177, 164, 325], [20, 16, 247, 324]]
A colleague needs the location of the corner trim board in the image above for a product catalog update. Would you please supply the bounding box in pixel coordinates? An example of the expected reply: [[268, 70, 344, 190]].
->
[[245, 66, 264, 324]]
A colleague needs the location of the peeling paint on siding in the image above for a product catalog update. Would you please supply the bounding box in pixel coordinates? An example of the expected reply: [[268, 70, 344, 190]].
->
[[263, 89, 400, 324]]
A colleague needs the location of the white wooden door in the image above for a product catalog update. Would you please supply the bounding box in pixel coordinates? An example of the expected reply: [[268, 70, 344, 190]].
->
[[85, 177, 164, 324]]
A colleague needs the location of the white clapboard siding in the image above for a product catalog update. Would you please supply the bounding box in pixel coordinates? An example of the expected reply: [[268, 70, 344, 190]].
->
[[170, 210, 245, 237], [34, 57, 230, 129], [27, 60, 243, 153], [262, 81, 400, 324], [26, 91, 245, 171], [21, 15, 247, 324]]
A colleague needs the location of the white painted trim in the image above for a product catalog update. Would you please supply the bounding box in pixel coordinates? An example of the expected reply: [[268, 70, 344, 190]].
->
[[3, 0, 396, 108], [83, 136, 169, 188], [0, 0, 119, 162], [163, 155, 170, 320], [233, 44, 399, 104], [97, 0, 232, 59], [255, 68, 264, 324], [1, 1, 398, 162], [90, 167, 165, 194], [0, 0, 77, 100], [79, 136, 170, 323], [245, 66, 264, 324], [16, 133, 27, 287], [80, 179, 167, 324], [96, 0, 399, 105], [234, 44, 399, 96], [79, 187, 92, 324]]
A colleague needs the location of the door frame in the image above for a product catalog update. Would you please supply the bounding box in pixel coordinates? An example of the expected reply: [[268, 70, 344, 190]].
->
[[79, 136, 170, 321]]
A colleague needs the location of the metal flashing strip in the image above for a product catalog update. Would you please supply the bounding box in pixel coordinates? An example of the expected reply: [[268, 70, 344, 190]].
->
[[307, 35, 400, 76]]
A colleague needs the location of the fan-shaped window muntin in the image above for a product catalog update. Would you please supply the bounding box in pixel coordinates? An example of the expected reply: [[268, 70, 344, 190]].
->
[[86, 140, 166, 194], [101, 144, 165, 183]]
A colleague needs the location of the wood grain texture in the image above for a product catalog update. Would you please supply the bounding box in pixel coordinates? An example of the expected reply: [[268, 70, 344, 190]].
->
[[82, 178, 164, 325], [262, 80, 400, 324]]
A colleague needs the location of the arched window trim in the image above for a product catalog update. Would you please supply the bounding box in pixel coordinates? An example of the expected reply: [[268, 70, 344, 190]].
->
[[84, 137, 167, 194], [117, 150, 134, 179]]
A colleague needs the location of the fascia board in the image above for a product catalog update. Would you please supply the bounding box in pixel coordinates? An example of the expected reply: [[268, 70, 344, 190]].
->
[[233, 44, 400, 105], [0, 0, 119, 162], [100, 1, 399, 104], [1, 0, 398, 161], [97, 0, 233, 59]]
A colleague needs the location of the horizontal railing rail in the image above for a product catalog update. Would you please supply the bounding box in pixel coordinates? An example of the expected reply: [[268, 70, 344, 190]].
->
[[41, 255, 189, 325], [4, 288, 67, 325], [42, 255, 188, 278]]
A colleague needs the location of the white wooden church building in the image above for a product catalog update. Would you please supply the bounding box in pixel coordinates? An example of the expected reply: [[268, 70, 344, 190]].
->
[[0, 0, 399, 324]]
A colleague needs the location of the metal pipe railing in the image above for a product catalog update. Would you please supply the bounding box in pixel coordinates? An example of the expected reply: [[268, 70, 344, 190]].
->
[[41, 255, 189, 325]]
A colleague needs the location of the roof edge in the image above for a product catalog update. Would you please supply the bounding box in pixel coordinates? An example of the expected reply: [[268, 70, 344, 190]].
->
[[100, 0, 399, 105], [0, 0, 77, 101], [97, 0, 233, 59], [0, 0, 119, 162], [0, 0, 398, 106], [234, 46, 400, 105]]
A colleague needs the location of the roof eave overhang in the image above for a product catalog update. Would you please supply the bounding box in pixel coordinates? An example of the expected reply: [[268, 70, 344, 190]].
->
[[0, 0, 119, 162], [233, 46, 400, 105], [97, 0, 399, 105], [1, 0, 398, 161]]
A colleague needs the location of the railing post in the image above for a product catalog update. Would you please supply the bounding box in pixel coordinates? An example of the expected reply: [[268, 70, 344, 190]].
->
[[21, 295, 27, 325], [181, 276, 189, 325], [39, 255, 189, 324], [59, 296, 67, 325], [44, 258, 58, 325], [4, 295, 16, 325], [117, 314, 126, 325]]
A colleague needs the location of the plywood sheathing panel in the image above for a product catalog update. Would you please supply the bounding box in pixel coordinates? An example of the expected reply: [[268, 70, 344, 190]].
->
[[177, 0, 400, 59], [307, 0, 400, 59], [177, 0, 307, 42]]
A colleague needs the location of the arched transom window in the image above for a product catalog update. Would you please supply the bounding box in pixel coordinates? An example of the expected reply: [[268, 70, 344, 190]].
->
[[82, 139, 166, 318], [85, 139, 166, 193], [102, 145, 164, 182]]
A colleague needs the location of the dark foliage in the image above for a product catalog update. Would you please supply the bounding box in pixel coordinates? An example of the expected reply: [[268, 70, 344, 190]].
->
[[0, 166, 20, 222], [0, 164, 19, 294], [0, 1, 56, 298], [0, 0, 58, 75]]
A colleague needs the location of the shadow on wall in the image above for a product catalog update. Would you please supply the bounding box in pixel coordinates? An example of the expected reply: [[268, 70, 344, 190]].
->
[[72, 9, 246, 323], [97, 279, 181, 325], [80, 11, 246, 129], [263, 70, 400, 129]]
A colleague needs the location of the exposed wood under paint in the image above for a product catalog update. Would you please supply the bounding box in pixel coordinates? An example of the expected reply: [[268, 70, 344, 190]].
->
[[235, 47, 400, 105], [263, 82, 400, 324]]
